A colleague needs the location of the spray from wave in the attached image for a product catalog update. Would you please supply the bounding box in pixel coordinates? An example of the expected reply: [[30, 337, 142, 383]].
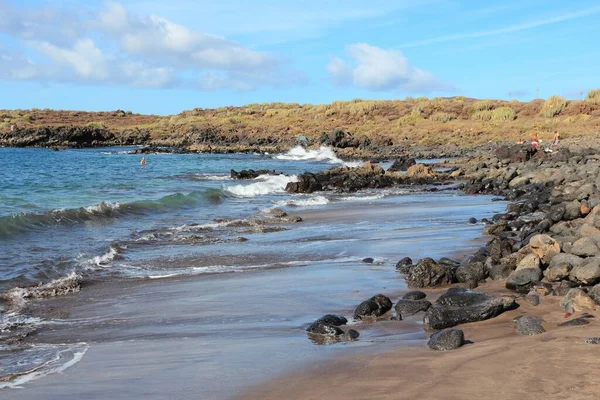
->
[[224, 174, 298, 197], [275, 146, 362, 167]]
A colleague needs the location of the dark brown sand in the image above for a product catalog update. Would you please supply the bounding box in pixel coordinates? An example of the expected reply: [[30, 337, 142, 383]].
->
[[238, 280, 600, 400]]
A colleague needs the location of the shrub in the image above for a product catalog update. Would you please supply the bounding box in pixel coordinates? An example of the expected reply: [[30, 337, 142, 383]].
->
[[86, 121, 106, 128], [430, 112, 454, 123], [21, 114, 34, 122], [398, 114, 423, 126], [586, 89, 600, 104], [491, 107, 516, 121], [411, 102, 425, 116], [540, 95, 567, 118], [471, 110, 493, 121], [472, 100, 494, 112], [414, 97, 428, 102]]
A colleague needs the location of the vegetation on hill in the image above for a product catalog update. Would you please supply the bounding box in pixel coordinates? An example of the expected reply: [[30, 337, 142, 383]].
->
[[1, 90, 600, 148]]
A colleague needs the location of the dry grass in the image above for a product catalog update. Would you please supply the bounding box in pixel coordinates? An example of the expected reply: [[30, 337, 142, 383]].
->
[[540, 96, 567, 118], [1, 95, 599, 148], [586, 89, 600, 105]]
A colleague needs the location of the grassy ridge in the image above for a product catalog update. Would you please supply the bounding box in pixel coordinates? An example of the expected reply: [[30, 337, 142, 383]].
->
[[1, 92, 600, 148]]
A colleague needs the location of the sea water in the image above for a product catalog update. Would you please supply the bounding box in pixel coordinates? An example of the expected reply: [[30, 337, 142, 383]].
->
[[0, 146, 505, 397]]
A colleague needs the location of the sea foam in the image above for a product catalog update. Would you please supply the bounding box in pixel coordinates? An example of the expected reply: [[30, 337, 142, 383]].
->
[[224, 174, 298, 197]]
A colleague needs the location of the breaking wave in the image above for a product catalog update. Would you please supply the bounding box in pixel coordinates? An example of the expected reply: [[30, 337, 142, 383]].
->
[[2, 272, 83, 306], [224, 174, 298, 197], [275, 195, 330, 207], [275, 146, 362, 167], [0, 189, 223, 238]]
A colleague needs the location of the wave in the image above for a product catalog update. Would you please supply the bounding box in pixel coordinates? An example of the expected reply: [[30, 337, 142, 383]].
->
[[0, 342, 89, 389], [339, 194, 385, 202], [224, 174, 298, 197], [0, 189, 223, 238], [0, 310, 44, 333], [275, 195, 330, 207], [275, 146, 362, 167], [2, 272, 83, 307]]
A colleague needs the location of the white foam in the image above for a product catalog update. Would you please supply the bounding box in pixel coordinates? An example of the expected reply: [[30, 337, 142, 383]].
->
[[0, 343, 89, 389], [339, 194, 385, 202], [83, 201, 121, 213], [3, 272, 82, 305], [275, 146, 361, 167], [275, 195, 330, 207], [224, 174, 298, 197], [0, 311, 44, 332], [83, 246, 120, 268], [195, 174, 233, 181]]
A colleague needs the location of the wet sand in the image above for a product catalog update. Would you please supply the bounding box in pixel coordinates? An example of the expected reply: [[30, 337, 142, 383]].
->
[[239, 280, 600, 400], [2, 195, 504, 399]]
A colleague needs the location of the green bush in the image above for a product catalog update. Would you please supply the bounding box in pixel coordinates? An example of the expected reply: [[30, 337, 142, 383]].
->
[[398, 114, 423, 126], [472, 100, 494, 112], [491, 107, 516, 121], [540, 95, 567, 118], [471, 110, 493, 121], [430, 112, 454, 123], [21, 114, 34, 122]]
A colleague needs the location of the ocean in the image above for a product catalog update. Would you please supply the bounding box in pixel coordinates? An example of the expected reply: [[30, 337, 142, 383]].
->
[[0, 146, 504, 398]]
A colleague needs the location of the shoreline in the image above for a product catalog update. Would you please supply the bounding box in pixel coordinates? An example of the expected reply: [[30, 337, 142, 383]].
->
[[5, 141, 600, 398], [1, 188, 502, 398], [235, 142, 600, 399]]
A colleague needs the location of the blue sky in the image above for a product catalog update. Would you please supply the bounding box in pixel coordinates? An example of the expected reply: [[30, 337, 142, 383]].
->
[[1, 0, 599, 115]]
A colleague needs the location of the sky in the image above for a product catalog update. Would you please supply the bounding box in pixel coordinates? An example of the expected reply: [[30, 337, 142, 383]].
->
[[1, 0, 599, 115]]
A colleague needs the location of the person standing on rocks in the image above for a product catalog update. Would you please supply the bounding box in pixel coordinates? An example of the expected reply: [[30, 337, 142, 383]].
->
[[530, 132, 539, 150], [552, 131, 560, 150]]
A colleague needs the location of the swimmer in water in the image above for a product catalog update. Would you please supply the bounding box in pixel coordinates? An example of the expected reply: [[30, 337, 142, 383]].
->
[[140, 157, 146, 166]]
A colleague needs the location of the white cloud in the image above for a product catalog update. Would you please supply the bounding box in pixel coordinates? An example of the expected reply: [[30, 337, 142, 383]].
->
[[0, 0, 293, 90], [33, 39, 109, 80], [327, 43, 450, 92]]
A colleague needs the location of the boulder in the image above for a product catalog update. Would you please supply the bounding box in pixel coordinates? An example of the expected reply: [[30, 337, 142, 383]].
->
[[403, 291, 427, 300], [547, 204, 566, 222], [505, 254, 542, 293], [514, 315, 546, 335], [427, 328, 465, 351], [544, 253, 584, 282], [559, 289, 597, 313], [306, 314, 348, 336], [387, 156, 416, 172], [455, 262, 487, 285], [394, 299, 432, 317], [553, 280, 575, 297], [529, 234, 560, 265], [230, 169, 276, 179], [585, 337, 600, 344], [423, 287, 517, 330], [570, 237, 600, 257], [405, 164, 436, 179], [525, 291, 540, 306], [488, 238, 513, 263], [559, 317, 590, 327], [395, 257, 413, 274], [588, 284, 600, 305], [354, 294, 393, 320], [564, 200, 582, 221], [494, 145, 533, 163], [569, 257, 600, 285], [405, 258, 455, 288]]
